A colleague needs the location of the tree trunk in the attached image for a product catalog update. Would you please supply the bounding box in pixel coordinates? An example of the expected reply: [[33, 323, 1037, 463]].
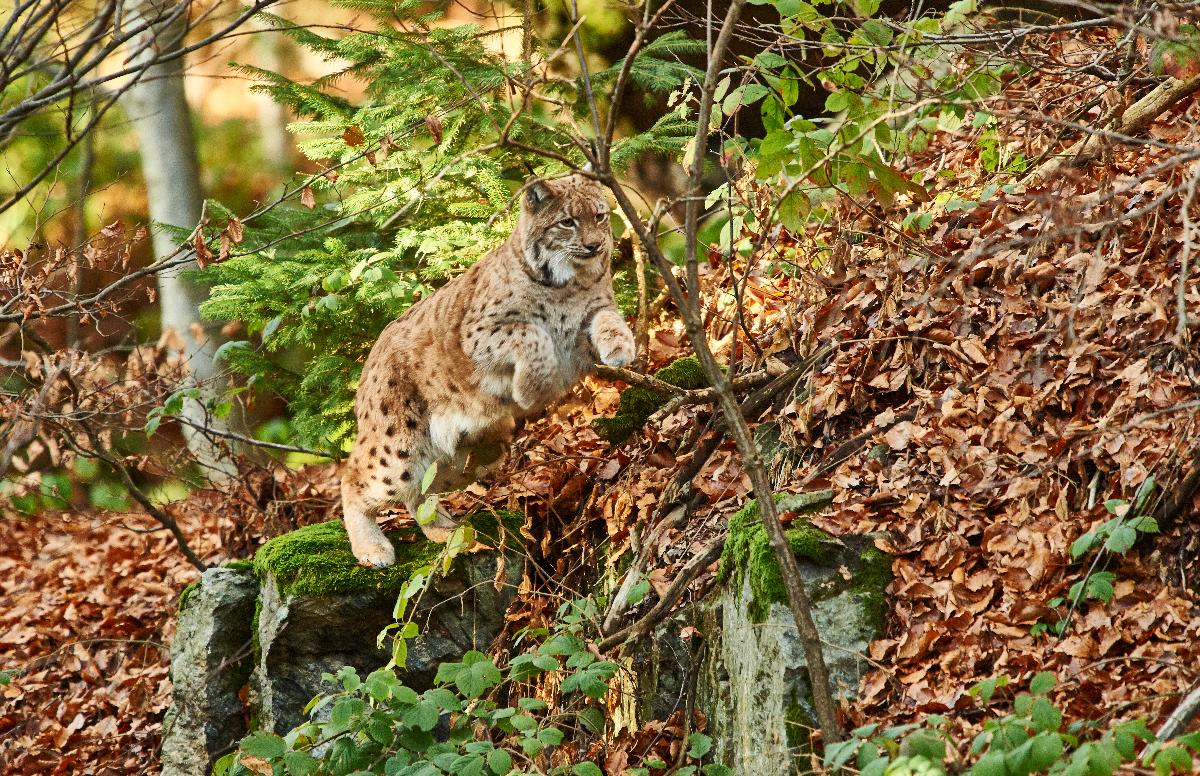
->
[[254, 21, 294, 176], [123, 0, 236, 480]]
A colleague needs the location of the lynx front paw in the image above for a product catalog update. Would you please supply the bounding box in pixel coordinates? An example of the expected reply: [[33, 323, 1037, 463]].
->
[[599, 334, 635, 368], [591, 310, 635, 368], [350, 534, 396, 568], [512, 373, 552, 411]]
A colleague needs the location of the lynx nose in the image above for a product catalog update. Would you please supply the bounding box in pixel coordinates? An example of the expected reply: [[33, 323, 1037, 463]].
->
[[582, 242, 601, 256]]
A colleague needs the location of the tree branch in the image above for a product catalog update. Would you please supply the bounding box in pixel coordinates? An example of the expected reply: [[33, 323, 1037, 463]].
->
[[1031, 72, 1200, 181]]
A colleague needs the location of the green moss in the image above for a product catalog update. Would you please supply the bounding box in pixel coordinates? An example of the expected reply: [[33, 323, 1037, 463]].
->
[[253, 511, 523, 599], [716, 497, 834, 624], [785, 701, 812, 757], [250, 595, 263, 665], [223, 559, 255, 573], [654, 356, 709, 390], [613, 264, 661, 318], [177, 579, 202, 612], [593, 356, 714, 444], [851, 546, 894, 633]]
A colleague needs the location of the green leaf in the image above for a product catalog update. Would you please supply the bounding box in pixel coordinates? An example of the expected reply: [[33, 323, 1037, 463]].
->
[[1153, 745, 1193, 776], [576, 706, 606, 735], [537, 727, 564, 746], [1030, 697, 1063, 732], [625, 578, 651, 605], [330, 696, 364, 728], [970, 751, 1007, 776], [859, 19, 893, 46], [1130, 515, 1160, 534], [510, 714, 537, 732], [905, 730, 946, 761], [435, 660, 463, 686], [518, 697, 548, 712], [487, 748, 513, 775], [1132, 477, 1156, 511], [240, 732, 286, 761], [1029, 672, 1057, 696], [1104, 525, 1138, 554], [1085, 572, 1115, 604], [824, 738, 861, 771], [688, 732, 714, 759], [455, 651, 502, 698], [1070, 532, 1098, 559], [565, 651, 596, 669], [754, 51, 788, 69], [449, 754, 487, 776], [420, 461, 438, 494], [1027, 732, 1064, 771], [404, 699, 441, 731]]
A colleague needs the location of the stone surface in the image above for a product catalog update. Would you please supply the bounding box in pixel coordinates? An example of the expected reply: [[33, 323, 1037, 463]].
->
[[250, 526, 524, 734], [633, 502, 891, 776], [164, 515, 524, 768], [700, 531, 888, 774], [161, 566, 258, 776]]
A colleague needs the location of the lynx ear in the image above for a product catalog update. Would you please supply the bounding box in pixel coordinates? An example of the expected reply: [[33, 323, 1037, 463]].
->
[[525, 180, 553, 211]]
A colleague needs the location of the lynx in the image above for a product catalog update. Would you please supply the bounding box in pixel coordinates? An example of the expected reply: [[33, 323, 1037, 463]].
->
[[341, 173, 636, 566]]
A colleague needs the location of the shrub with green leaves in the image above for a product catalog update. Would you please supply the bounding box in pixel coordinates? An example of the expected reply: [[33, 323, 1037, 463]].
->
[[198, 1, 701, 452], [1032, 480, 1160, 638], [217, 597, 731, 776], [711, 0, 1016, 248], [825, 672, 1200, 776]]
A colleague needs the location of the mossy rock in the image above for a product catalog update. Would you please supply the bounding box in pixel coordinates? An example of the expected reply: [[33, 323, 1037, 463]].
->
[[176, 579, 203, 612], [593, 355, 713, 444], [716, 493, 837, 624], [253, 511, 524, 599], [696, 493, 894, 774], [250, 512, 526, 734], [853, 546, 895, 634]]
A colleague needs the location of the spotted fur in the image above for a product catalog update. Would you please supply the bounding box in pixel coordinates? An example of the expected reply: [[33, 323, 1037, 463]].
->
[[341, 173, 635, 566]]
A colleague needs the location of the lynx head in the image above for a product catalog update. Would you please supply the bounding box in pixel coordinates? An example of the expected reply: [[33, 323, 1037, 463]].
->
[[519, 173, 612, 287]]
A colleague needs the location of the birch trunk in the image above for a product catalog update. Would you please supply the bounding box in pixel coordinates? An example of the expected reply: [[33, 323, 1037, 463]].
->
[[123, 0, 237, 480]]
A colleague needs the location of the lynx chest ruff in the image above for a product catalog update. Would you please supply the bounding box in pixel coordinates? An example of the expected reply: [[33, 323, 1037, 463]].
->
[[339, 173, 635, 567]]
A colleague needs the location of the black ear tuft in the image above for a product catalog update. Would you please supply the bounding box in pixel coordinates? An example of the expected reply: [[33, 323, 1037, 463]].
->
[[525, 180, 552, 210]]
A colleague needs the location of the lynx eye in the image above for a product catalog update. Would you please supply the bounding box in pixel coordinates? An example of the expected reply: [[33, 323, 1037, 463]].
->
[[595, 212, 608, 223], [558, 217, 577, 229]]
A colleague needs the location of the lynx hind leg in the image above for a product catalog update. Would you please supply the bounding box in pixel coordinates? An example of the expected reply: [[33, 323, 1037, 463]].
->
[[341, 471, 396, 568], [342, 411, 431, 566]]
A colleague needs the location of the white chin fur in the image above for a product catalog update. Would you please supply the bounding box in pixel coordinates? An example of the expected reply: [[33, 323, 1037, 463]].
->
[[544, 250, 576, 285]]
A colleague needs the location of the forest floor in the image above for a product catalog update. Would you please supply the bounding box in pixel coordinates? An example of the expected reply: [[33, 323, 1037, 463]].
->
[[3, 28, 1200, 775]]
